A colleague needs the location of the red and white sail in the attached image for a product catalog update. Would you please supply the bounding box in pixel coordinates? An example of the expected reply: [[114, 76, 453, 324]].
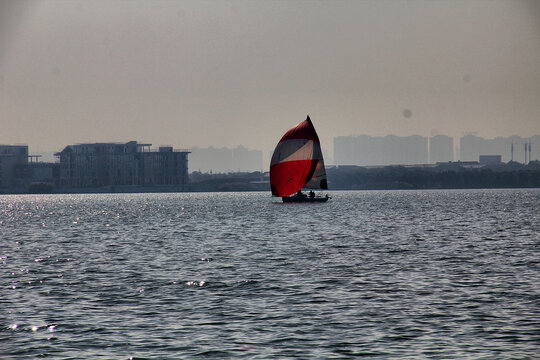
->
[[270, 116, 328, 197]]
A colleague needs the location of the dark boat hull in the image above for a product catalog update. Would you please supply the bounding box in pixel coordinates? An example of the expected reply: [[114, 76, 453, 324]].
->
[[282, 195, 330, 203]]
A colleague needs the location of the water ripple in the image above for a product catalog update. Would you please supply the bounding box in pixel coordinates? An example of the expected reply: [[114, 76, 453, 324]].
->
[[1, 190, 539, 358]]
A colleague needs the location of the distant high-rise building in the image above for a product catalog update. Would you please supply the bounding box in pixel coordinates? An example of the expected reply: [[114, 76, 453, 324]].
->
[[232, 145, 263, 172], [459, 135, 539, 163], [459, 135, 499, 162], [531, 135, 540, 161], [429, 135, 453, 163], [190, 147, 233, 173], [190, 146, 262, 173], [333, 136, 357, 165]]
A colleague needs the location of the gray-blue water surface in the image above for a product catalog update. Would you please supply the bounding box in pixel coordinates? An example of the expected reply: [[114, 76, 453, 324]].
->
[[1, 190, 539, 359]]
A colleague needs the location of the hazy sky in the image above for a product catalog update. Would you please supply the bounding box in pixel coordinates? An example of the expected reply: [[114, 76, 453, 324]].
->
[[1, 0, 539, 156]]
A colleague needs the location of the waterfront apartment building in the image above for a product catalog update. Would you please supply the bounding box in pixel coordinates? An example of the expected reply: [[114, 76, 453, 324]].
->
[[0, 145, 28, 189], [55, 141, 189, 189], [0, 144, 60, 192]]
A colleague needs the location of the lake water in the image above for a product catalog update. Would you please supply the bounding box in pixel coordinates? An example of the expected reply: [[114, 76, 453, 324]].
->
[[1, 190, 539, 359]]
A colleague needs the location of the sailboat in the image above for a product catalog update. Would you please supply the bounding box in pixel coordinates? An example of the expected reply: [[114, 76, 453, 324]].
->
[[270, 115, 330, 203]]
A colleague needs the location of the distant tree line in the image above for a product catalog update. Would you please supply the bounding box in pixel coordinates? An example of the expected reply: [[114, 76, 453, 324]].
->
[[189, 171, 267, 192], [326, 166, 540, 190], [188, 164, 540, 192]]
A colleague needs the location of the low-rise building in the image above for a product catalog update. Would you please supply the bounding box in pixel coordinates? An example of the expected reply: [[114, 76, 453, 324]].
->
[[479, 155, 502, 164], [54, 141, 189, 190]]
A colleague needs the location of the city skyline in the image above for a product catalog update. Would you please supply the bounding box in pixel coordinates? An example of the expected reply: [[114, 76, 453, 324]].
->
[[5, 129, 540, 154], [1, 1, 539, 155], [6, 132, 539, 173]]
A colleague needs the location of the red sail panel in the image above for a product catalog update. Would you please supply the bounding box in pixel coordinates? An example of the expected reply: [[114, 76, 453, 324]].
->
[[270, 160, 317, 197], [270, 116, 323, 197], [278, 116, 320, 143]]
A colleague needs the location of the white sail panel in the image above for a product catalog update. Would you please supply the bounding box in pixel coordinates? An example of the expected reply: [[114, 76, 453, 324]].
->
[[271, 139, 322, 165]]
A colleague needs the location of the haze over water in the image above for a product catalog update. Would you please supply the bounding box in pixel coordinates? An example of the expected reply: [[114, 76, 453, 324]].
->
[[1, 190, 539, 358]]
